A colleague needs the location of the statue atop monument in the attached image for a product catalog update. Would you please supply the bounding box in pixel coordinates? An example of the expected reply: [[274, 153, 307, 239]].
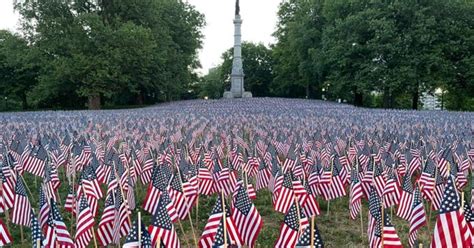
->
[[235, 0, 240, 16], [223, 0, 252, 99]]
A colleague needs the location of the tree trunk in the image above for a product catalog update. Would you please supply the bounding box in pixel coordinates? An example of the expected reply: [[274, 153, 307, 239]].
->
[[136, 92, 144, 105], [411, 91, 419, 110], [21, 93, 28, 110], [354, 92, 363, 106], [88, 95, 101, 110], [383, 87, 390, 108]]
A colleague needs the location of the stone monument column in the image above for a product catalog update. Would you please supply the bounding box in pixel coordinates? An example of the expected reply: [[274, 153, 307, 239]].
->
[[223, 0, 252, 99]]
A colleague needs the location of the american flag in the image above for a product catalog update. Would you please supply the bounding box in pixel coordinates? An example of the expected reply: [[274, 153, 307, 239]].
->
[[124, 220, 153, 248], [382, 208, 403, 247], [46, 200, 74, 247], [97, 193, 115, 246], [368, 188, 382, 248], [232, 181, 263, 247], [12, 177, 32, 226], [143, 167, 166, 214], [0, 218, 11, 246], [319, 164, 346, 201], [396, 174, 414, 221], [198, 161, 214, 195], [0, 158, 16, 210], [39, 186, 50, 230], [273, 172, 295, 214], [275, 201, 309, 247], [409, 186, 426, 247], [80, 164, 103, 200], [256, 158, 271, 191], [31, 211, 43, 247], [296, 219, 324, 248], [349, 166, 363, 220], [382, 170, 400, 208], [23, 145, 47, 177], [463, 200, 474, 247], [167, 172, 190, 220], [198, 193, 242, 248], [64, 185, 75, 213], [148, 194, 180, 248], [113, 189, 131, 244], [419, 158, 436, 199], [75, 195, 95, 248], [431, 175, 471, 247]]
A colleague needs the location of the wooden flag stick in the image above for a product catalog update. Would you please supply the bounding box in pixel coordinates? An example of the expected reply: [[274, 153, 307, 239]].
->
[[295, 195, 302, 237], [178, 220, 191, 248], [360, 202, 364, 238], [222, 191, 228, 248], [195, 194, 200, 229], [381, 203, 384, 248], [20, 225, 24, 243], [138, 211, 142, 246], [157, 234, 161, 248], [310, 215, 315, 248]]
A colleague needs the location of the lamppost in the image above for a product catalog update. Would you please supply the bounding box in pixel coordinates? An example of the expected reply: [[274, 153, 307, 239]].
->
[[4, 96, 7, 110]]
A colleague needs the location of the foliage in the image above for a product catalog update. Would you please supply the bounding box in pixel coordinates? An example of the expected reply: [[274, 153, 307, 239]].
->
[[271, 0, 474, 110], [0, 0, 204, 109]]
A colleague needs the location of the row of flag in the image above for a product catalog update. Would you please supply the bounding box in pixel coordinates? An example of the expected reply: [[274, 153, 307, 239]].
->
[[0, 98, 472, 247]]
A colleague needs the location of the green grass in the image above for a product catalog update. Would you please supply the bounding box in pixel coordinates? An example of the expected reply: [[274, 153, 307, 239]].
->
[[3, 172, 440, 247]]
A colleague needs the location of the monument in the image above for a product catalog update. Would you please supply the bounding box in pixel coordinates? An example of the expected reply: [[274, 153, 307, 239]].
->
[[223, 0, 252, 98]]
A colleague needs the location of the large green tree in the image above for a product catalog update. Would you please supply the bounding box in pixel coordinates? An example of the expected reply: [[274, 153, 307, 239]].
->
[[13, 0, 204, 109]]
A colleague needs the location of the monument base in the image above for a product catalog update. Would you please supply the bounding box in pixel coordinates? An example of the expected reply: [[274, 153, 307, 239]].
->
[[223, 91, 253, 98]]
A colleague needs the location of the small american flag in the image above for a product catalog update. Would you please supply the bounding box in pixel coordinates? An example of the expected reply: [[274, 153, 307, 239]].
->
[[396, 174, 414, 221], [275, 201, 309, 247], [12, 177, 32, 226], [273, 172, 295, 214], [75, 195, 95, 248], [199, 193, 242, 248], [31, 211, 43, 247], [232, 181, 263, 247], [148, 194, 180, 248], [124, 220, 152, 248], [349, 166, 363, 220], [143, 167, 165, 214], [39, 187, 51, 230], [167, 172, 190, 220], [409, 186, 426, 247], [296, 220, 324, 247], [430, 175, 471, 247], [97, 193, 115, 246], [0, 218, 12, 246]]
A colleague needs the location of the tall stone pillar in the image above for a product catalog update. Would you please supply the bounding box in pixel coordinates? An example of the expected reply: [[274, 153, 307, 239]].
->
[[223, 0, 252, 99]]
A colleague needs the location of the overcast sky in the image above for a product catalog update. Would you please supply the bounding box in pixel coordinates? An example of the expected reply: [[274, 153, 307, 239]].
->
[[0, 0, 282, 74]]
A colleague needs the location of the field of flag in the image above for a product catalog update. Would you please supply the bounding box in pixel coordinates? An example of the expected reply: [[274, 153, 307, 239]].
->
[[0, 98, 473, 247]]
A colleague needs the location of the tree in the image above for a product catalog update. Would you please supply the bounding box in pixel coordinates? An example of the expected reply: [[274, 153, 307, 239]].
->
[[14, 0, 204, 109], [220, 42, 274, 97], [0, 30, 39, 110]]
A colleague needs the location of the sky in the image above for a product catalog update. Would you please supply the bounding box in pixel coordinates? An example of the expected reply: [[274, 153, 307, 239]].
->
[[0, 0, 282, 75]]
